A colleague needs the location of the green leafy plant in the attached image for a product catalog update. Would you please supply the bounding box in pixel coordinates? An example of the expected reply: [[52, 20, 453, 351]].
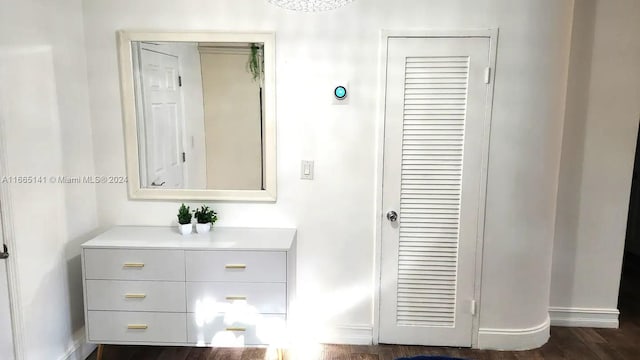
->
[[246, 43, 264, 83], [177, 203, 192, 225], [193, 205, 217, 224]]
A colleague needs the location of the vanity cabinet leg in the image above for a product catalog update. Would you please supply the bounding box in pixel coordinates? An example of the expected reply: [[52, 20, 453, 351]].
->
[[96, 344, 104, 360]]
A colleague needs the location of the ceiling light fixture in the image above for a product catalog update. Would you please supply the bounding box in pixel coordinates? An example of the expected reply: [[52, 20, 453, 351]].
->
[[267, 0, 355, 12]]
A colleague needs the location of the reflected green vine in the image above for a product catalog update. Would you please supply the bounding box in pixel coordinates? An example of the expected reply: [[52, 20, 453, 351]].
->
[[247, 43, 264, 83]]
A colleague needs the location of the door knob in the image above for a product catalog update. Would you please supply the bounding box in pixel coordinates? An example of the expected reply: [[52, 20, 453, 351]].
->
[[386, 211, 398, 222]]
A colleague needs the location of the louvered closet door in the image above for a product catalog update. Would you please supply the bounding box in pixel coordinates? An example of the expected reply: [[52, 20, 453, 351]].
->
[[379, 37, 490, 346]]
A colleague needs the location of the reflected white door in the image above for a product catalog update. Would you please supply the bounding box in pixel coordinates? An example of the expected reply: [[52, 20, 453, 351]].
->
[[0, 210, 15, 359], [139, 46, 184, 188], [379, 37, 491, 346]]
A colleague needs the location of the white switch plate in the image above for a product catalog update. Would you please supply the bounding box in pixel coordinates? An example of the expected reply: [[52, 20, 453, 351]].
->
[[301, 160, 314, 180]]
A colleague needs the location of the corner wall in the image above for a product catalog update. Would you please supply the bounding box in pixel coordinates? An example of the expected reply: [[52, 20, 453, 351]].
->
[[550, 0, 640, 327]]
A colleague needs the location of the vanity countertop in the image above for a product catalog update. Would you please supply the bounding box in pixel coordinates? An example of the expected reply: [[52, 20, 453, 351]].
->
[[82, 225, 296, 251]]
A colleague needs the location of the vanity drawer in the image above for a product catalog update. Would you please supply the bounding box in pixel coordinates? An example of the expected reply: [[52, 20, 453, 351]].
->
[[87, 311, 186, 343], [186, 282, 286, 314], [185, 251, 286, 282], [84, 249, 185, 281], [86, 280, 185, 312], [186, 313, 286, 346]]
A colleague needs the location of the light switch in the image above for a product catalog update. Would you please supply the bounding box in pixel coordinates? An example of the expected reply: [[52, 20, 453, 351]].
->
[[301, 160, 314, 180]]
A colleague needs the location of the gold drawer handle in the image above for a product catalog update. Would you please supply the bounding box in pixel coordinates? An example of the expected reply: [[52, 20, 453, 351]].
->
[[127, 324, 148, 330], [225, 264, 246, 269], [226, 296, 247, 301], [125, 293, 147, 299], [123, 263, 145, 268], [226, 327, 246, 332]]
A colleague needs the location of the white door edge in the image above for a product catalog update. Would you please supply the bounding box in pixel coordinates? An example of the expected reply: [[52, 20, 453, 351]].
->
[[0, 91, 24, 360], [371, 29, 499, 348]]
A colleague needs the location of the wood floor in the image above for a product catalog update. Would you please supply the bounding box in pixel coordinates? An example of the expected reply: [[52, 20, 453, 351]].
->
[[87, 258, 640, 360]]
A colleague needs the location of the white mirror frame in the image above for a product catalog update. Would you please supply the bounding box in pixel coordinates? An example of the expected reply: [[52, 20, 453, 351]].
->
[[117, 30, 277, 201]]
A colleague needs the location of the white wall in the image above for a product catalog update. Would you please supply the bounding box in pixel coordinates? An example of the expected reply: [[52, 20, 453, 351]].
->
[[477, 1, 574, 349], [0, 0, 98, 358], [83, 0, 573, 349], [551, 0, 640, 324]]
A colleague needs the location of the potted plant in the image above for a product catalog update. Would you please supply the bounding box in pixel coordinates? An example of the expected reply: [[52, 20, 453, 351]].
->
[[194, 205, 217, 233], [177, 203, 193, 235]]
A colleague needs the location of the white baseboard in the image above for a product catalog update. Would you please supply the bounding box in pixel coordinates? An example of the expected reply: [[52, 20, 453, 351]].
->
[[318, 325, 373, 345], [477, 315, 550, 350], [549, 307, 619, 328], [59, 328, 96, 360]]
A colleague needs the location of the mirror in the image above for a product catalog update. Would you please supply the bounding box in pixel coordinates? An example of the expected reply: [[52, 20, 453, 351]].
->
[[118, 31, 276, 201]]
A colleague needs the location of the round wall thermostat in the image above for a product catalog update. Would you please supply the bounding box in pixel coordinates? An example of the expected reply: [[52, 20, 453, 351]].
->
[[334, 85, 347, 100]]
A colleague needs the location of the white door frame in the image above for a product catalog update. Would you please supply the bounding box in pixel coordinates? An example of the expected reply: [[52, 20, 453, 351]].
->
[[373, 29, 499, 347], [0, 96, 24, 359]]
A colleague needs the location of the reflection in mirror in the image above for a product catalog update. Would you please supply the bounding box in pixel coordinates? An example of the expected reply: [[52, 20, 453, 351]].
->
[[132, 41, 265, 191], [118, 32, 275, 201]]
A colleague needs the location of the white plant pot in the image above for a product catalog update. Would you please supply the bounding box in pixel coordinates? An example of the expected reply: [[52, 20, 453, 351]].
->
[[196, 222, 211, 233], [179, 223, 193, 235]]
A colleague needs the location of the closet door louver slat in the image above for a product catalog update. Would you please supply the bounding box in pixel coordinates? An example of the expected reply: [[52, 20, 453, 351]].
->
[[396, 56, 469, 328]]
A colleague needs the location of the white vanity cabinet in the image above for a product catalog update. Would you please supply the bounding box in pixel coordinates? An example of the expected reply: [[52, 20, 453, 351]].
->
[[81, 226, 296, 348]]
